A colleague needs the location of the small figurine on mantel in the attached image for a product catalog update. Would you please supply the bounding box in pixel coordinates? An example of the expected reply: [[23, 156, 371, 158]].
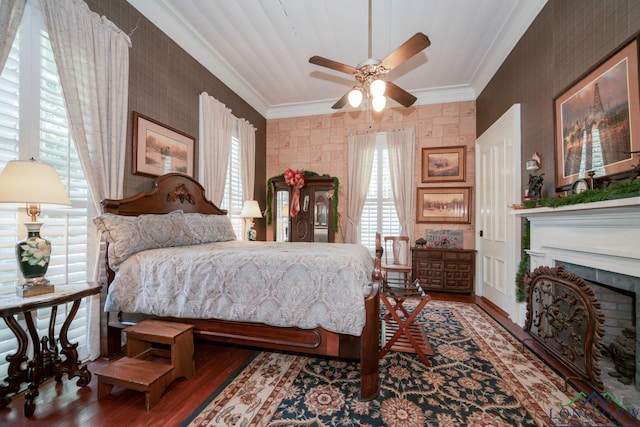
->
[[526, 173, 545, 201]]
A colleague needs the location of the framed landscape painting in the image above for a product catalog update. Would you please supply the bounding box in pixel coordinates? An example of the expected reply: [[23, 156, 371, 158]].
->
[[421, 146, 466, 182], [416, 187, 471, 224], [132, 112, 195, 177], [554, 37, 640, 190]]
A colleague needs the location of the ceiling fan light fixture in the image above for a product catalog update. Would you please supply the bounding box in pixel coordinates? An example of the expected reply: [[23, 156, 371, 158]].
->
[[370, 79, 386, 97], [348, 87, 363, 107], [372, 95, 386, 112]]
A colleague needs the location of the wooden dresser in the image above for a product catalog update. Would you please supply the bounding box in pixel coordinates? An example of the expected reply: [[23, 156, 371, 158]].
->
[[412, 248, 476, 294]]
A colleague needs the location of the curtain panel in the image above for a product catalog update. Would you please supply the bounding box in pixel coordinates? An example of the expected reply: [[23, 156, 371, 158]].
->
[[238, 118, 256, 201], [41, 0, 131, 360], [386, 127, 416, 240], [345, 132, 376, 244], [198, 92, 233, 206], [0, 0, 26, 71]]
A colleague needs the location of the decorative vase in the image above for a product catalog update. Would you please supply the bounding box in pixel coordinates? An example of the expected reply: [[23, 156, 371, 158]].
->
[[16, 223, 52, 286]]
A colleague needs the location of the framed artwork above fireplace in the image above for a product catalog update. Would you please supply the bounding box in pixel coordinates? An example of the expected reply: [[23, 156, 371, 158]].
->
[[554, 36, 640, 191]]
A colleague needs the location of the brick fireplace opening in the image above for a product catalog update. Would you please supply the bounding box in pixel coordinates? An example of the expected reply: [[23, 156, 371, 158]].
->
[[562, 263, 638, 395]]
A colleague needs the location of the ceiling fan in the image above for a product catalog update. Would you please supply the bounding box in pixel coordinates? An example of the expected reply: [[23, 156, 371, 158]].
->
[[309, 0, 430, 111]]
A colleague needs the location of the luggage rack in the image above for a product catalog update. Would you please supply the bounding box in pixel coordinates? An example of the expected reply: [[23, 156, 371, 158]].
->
[[379, 278, 434, 366]]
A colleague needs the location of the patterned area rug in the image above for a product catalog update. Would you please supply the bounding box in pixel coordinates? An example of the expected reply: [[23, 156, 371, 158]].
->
[[181, 301, 618, 426]]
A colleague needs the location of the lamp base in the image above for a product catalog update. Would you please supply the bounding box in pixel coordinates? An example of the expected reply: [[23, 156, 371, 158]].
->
[[246, 221, 257, 241], [16, 223, 52, 294], [17, 282, 55, 298], [247, 228, 257, 241]]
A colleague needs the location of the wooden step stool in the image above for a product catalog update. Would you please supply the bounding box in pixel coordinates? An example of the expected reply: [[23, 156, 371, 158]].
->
[[94, 320, 195, 410], [95, 357, 174, 411], [124, 320, 195, 380]]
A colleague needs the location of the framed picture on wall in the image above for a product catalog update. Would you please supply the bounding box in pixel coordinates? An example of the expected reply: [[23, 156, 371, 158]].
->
[[416, 187, 471, 223], [421, 146, 466, 182], [553, 36, 640, 190], [132, 111, 195, 177]]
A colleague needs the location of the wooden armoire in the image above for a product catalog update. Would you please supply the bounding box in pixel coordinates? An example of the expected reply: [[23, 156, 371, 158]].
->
[[270, 175, 337, 242]]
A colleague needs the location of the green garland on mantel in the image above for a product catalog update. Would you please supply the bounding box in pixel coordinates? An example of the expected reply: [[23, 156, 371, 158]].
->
[[523, 180, 640, 209], [265, 171, 340, 233]]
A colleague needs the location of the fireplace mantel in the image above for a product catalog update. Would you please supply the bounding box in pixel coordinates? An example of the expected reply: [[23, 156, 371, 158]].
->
[[513, 197, 640, 277], [514, 196, 640, 392]]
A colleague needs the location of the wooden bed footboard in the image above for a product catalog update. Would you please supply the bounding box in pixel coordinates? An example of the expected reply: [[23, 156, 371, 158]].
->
[[99, 173, 382, 399]]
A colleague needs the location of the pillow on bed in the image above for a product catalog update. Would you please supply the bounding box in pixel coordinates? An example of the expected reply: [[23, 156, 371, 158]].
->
[[93, 210, 197, 269], [184, 213, 237, 243]]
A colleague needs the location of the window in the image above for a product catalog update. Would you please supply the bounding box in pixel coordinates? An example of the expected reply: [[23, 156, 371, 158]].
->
[[0, 3, 90, 378], [221, 128, 243, 238], [359, 133, 401, 251]]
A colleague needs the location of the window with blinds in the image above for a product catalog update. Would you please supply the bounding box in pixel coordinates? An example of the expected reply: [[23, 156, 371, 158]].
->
[[0, 3, 90, 379], [221, 132, 243, 239], [359, 133, 401, 251]]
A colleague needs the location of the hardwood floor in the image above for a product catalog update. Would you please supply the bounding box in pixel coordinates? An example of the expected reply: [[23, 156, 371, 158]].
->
[[0, 294, 634, 426], [0, 342, 256, 427]]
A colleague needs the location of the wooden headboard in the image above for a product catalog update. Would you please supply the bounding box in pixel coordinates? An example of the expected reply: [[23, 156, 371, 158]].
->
[[101, 173, 226, 216]]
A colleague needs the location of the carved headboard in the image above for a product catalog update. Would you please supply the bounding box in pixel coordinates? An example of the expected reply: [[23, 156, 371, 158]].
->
[[101, 173, 226, 216]]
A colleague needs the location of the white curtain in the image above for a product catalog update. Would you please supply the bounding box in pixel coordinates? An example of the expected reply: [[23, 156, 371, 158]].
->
[[0, 0, 26, 72], [387, 127, 416, 240], [345, 133, 376, 243], [41, 0, 131, 360], [238, 118, 256, 201], [198, 92, 233, 206]]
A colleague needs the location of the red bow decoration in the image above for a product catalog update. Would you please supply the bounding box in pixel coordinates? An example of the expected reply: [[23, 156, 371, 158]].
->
[[284, 168, 305, 216]]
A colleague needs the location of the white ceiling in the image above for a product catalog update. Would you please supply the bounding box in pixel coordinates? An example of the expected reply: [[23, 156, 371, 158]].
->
[[127, 0, 547, 119]]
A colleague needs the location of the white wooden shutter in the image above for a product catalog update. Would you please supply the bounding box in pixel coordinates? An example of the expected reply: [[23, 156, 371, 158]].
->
[[222, 133, 244, 238], [360, 134, 401, 251]]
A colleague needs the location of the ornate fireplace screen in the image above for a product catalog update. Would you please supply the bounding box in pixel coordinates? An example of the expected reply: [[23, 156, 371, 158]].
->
[[524, 264, 606, 392]]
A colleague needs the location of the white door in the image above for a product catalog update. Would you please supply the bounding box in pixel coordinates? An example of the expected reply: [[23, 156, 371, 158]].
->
[[475, 104, 522, 319]]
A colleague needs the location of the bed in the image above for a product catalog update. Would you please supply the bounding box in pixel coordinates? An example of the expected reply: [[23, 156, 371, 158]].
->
[[97, 173, 382, 399]]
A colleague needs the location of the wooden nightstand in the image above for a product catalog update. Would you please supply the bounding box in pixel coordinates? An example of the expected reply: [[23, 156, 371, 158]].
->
[[0, 282, 101, 417]]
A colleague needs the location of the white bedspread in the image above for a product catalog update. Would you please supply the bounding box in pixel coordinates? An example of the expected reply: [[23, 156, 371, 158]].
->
[[104, 241, 374, 336]]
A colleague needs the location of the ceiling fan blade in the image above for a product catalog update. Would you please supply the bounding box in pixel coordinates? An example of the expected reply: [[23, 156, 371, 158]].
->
[[380, 32, 431, 71], [332, 91, 350, 109], [385, 82, 417, 107], [309, 56, 358, 75]]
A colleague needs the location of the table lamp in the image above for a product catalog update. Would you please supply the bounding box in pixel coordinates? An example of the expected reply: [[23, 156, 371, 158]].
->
[[240, 200, 262, 241], [0, 158, 72, 297]]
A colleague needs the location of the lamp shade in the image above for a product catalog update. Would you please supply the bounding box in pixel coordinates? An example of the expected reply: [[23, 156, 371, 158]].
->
[[525, 159, 539, 171], [240, 200, 262, 218], [0, 159, 72, 207]]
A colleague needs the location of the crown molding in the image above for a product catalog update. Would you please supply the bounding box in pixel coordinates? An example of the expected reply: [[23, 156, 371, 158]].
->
[[266, 85, 477, 119]]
